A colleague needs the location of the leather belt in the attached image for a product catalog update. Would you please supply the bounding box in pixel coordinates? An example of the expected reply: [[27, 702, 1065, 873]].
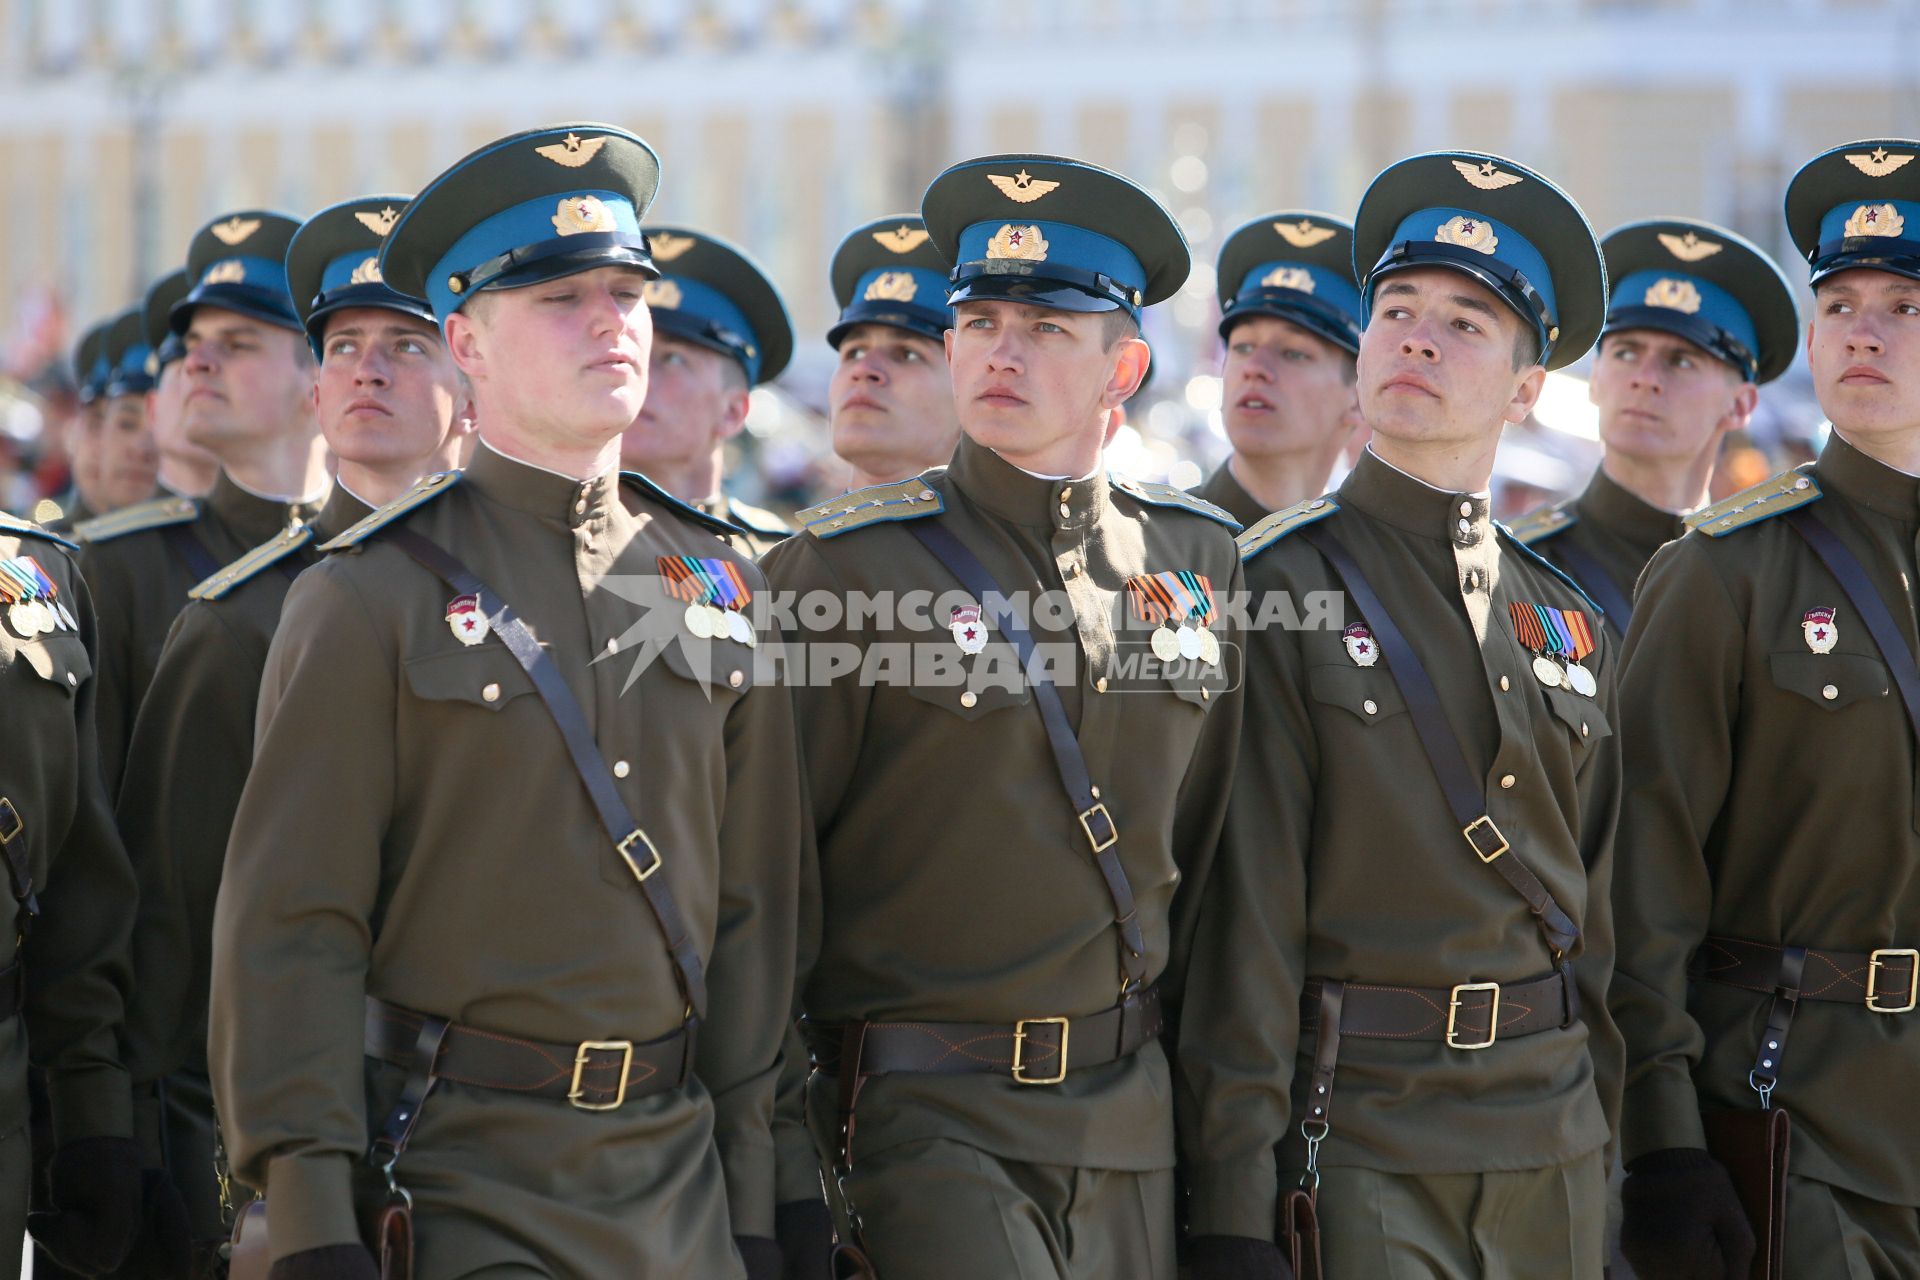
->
[[363, 998, 692, 1112], [1302, 964, 1579, 1051], [805, 984, 1163, 1086], [1693, 935, 1919, 1015]]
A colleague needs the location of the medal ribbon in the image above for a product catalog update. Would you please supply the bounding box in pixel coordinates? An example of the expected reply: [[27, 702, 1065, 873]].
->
[[19, 557, 57, 602], [1560, 608, 1596, 662], [695, 558, 752, 610], [1508, 601, 1546, 651], [1176, 571, 1216, 627], [1127, 574, 1175, 625], [656, 557, 702, 603]]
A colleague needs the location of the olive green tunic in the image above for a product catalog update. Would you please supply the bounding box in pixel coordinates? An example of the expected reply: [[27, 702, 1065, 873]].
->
[[1192, 460, 1270, 531], [1511, 466, 1687, 637], [1613, 431, 1920, 1209], [76, 473, 326, 797], [695, 495, 791, 560], [209, 445, 802, 1275], [115, 487, 372, 1237], [1178, 449, 1623, 1242], [0, 515, 138, 1180], [760, 435, 1245, 1207]]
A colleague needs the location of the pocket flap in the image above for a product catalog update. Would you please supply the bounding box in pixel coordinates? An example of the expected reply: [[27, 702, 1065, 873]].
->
[[1769, 651, 1891, 711], [402, 645, 534, 710], [1307, 665, 1408, 723]]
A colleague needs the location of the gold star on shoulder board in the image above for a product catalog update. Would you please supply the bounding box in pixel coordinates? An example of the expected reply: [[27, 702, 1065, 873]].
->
[[987, 169, 1061, 203]]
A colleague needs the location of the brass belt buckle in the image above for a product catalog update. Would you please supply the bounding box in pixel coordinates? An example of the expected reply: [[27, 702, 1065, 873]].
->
[[1461, 816, 1508, 863], [1866, 948, 1919, 1014], [1077, 803, 1118, 854], [0, 799, 21, 845], [617, 828, 662, 882], [1446, 982, 1501, 1050], [1011, 1016, 1070, 1085], [569, 1040, 635, 1110]]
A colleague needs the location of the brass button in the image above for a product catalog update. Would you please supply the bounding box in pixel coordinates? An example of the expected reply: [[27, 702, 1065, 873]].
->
[[1459, 501, 1473, 517], [1457, 518, 1472, 534], [606, 637, 619, 654], [613, 760, 631, 778], [1201, 687, 1211, 701], [1580, 722, 1590, 737], [1059, 486, 1073, 502], [1363, 699, 1378, 715], [1500, 774, 1516, 789], [1822, 683, 1839, 701], [1096, 677, 1109, 693], [1059, 504, 1072, 521], [1500, 675, 1511, 692], [960, 690, 978, 708], [729, 670, 744, 688], [574, 499, 588, 514], [482, 682, 501, 702]]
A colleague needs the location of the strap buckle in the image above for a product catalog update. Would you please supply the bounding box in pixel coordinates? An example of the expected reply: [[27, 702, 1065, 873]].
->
[[568, 1040, 635, 1111], [1446, 982, 1502, 1050], [617, 828, 662, 882], [1077, 803, 1118, 854], [0, 799, 20, 845], [1866, 948, 1919, 1014], [1462, 815, 1508, 864], [1011, 1016, 1070, 1085]]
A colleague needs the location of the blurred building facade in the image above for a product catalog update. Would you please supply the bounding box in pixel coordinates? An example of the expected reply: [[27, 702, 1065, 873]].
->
[[1, 0, 1915, 497]]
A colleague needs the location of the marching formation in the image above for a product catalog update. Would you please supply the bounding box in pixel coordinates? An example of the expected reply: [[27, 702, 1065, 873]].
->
[[3, 121, 1917, 1280]]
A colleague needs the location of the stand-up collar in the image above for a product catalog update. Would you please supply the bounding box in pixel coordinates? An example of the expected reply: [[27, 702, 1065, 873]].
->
[[468, 440, 619, 526], [947, 434, 1108, 531], [315, 486, 374, 542], [1818, 430, 1920, 524], [1578, 466, 1687, 553], [209, 470, 325, 545], [1339, 448, 1494, 550]]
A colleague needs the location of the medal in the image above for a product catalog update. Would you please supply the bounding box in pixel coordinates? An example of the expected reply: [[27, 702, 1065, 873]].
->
[[1342, 622, 1378, 668], [704, 603, 729, 636], [445, 593, 489, 645], [1566, 662, 1597, 698], [660, 554, 754, 647], [7, 602, 36, 637], [56, 603, 76, 631], [1533, 654, 1565, 688], [1198, 627, 1221, 666], [1802, 606, 1838, 654], [727, 610, 753, 646], [684, 602, 714, 639], [28, 601, 53, 635], [950, 603, 988, 655], [1177, 625, 1202, 660], [1150, 625, 1181, 662], [1130, 569, 1219, 668]]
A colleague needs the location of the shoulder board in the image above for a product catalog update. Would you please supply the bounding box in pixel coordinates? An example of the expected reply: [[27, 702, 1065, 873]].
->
[[189, 524, 315, 601], [1237, 496, 1339, 562], [797, 476, 945, 540], [1110, 474, 1241, 530], [71, 495, 200, 544], [319, 470, 462, 551], [725, 498, 793, 540], [1496, 524, 1604, 617], [617, 471, 748, 540], [0, 510, 78, 552], [1684, 467, 1821, 537], [1506, 503, 1576, 546]]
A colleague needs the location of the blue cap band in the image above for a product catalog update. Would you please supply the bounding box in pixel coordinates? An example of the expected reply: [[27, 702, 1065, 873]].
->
[[1606, 268, 1760, 378], [1367, 206, 1559, 353], [1812, 198, 1920, 281], [950, 218, 1147, 316], [647, 274, 764, 383], [418, 189, 647, 322]]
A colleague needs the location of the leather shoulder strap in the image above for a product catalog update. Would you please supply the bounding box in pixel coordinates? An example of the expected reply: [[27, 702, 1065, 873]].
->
[[1539, 536, 1634, 636], [1786, 506, 1920, 748]]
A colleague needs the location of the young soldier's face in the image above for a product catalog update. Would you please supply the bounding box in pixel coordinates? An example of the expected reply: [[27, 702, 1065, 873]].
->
[[179, 308, 316, 456], [620, 333, 747, 476], [1221, 314, 1360, 460], [146, 361, 210, 471], [449, 265, 652, 451], [944, 300, 1143, 464], [830, 323, 961, 479], [1807, 269, 1920, 441], [96, 394, 159, 510], [1590, 330, 1753, 464], [314, 308, 466, 473], [1357, 268, 1543, 449]]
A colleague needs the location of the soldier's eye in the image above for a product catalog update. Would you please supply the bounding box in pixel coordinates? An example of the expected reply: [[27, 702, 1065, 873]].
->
[[901, 348, 921, 362], [842, 346, 868, 362]]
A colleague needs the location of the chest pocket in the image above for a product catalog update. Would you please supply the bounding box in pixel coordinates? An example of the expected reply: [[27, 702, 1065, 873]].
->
[[0, 633, 92, 696], [904, 666, 1031, 721], [1307, 665, 1409, 725], [402, 645, 535, 711], [1543, 686, 1612, 752], [656, 634, 756, 703], [1768, 652, 1891, 712]]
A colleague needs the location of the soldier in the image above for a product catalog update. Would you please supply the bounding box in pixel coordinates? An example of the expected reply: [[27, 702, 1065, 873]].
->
[[764, 153, 1244, 1279], [1195, 214, 1364, 526], [1178, 151, 1623, 1278], [75, 210, 328, 797], [142, 269, 220, 500], [209, 124, 799, 1279], [93, 309, 163, 513], [1612, 138, 1920, 1277], [824, 214, 961, 490], [1509, 219, 1797, 635], [47, 319, 114, 530], [115, 194, 474, 1272], [0, 508, 151, 1277], [617, 225, 794, 556]]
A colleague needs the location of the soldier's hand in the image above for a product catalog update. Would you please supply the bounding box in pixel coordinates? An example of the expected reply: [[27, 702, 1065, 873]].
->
[[1619, 1147, 1757, 1280], [107, 1168, 192, 1280], [266, 1244, 381, 1280], [736, 1234, 783, 1280], [1186, 1235, 1296, 1279], [28, 1135, 144, 1273], [775, 1198, 836, 1280]]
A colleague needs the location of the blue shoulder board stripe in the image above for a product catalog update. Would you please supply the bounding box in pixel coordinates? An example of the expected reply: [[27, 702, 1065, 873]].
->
[[1237, 496, 1339, 562], [320, 470, 462, 550], [0, 511, 78, 552], [1498, 523, 1605, 617], [1110, 474, 1240, 530], [798, 476, 945, 539]]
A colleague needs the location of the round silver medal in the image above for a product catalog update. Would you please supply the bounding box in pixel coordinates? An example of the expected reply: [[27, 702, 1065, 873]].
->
[[1567, 662, 1597, 698], [684, 602, 714, 639], [1533, 655, 1564, 688], [1177, 625, 1203, 660], [1150, 626, 1182, 662]]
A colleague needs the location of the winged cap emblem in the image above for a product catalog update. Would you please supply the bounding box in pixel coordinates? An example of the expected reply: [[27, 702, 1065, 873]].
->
[[873, 225, 931, 254], [1452, 158, 1523, 191], [535, 132, 608, 168], [210, 216, 261, 246], [1846, 148, 1915, 178], [354, 206, 400, 237], [987, 169, 1061, 204], [649, 232, 696, 261], [1275, 219, 1337, 248], [1657, 231, 1722, 262]]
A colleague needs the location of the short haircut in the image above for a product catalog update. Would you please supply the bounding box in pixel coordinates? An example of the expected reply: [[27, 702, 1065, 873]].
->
[[1511, 323, 1540, 372], [1098, 310, 1140, 349]]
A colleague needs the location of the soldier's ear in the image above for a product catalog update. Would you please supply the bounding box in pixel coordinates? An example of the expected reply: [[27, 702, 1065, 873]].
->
[[444, 311, 485, 381], [1502, 364, 1548, 427]]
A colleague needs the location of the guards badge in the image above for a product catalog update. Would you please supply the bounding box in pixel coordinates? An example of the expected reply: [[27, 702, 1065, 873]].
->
[[950, 603, 987, 655], [1803, 606, 1838, 654], [1342, 622, 1378, 668], [447, 593, 490, 646]]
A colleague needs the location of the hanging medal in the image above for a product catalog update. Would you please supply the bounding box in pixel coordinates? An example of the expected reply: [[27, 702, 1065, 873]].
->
[[659, 555, 755, 647]]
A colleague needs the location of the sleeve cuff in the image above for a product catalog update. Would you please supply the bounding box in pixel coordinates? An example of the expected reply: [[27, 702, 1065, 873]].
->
[[1621, 1070, 1708, 1165], [264, 1152, 363, 1259], [719, 1137, 776, 1240], [1185, 1158, 1280, 1242], [774, 1124, 827, 1207], [45, 1062, 133, 1147]]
